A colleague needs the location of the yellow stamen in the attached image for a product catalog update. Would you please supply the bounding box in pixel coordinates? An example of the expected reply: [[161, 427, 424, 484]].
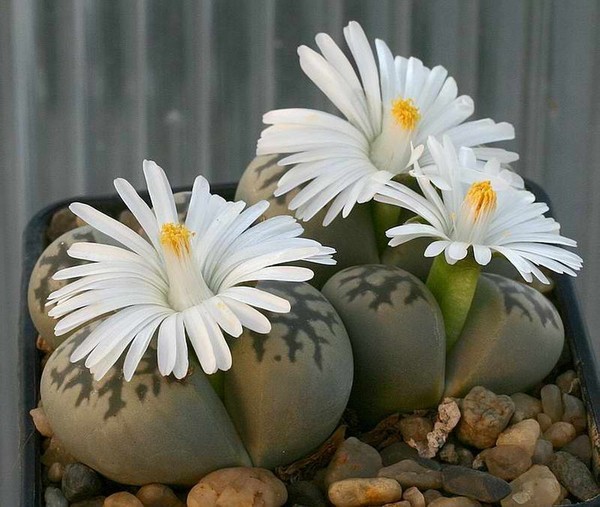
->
[[160, 223, 193, 256], [391, 98, 420, 131], [465, 181, 497, 219]]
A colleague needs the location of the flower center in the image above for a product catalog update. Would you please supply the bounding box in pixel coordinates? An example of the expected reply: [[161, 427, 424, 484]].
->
[[160, 223, 193, 256], [160, 222, 213, 311], [465, 181, 497, 219], [391, 98, 420, 131]]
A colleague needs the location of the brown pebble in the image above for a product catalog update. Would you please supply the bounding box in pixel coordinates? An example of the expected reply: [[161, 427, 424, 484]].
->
[[556, 370, 580, 397], [47, 462, 64, 483], [328, 477, 403, 507], [532, 438, 554, 465], [325, 437, 383, 488], [482, 445, 532, 481], [383, 501, 411, 507], [496, 419, 540, 458], [537, 413, 552, 432], [136, 483, 183, 507], [541, 385, 563, 422], [30, 407, 53, 437], [544, 422, 577, 449], [423, 489, 443, 504], [500, 464, 561, 507], [403, 486, 426, 507], [187, 467, 287, 507], [400, 416, 434, 444], [561, 394, 586, 433], [378, 459, 443, 490], [562, 434, 592, 466], [510, 393, 542, 424], [70, 498, 105, 507], [457, 387, 515, 449], [40, 436, 76, 467], [104, 492, 144, 507], [428, 497, 481, 506]]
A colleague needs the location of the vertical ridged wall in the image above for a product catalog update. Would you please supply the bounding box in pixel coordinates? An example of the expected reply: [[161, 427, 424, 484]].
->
[[1, 2, 599, 503]]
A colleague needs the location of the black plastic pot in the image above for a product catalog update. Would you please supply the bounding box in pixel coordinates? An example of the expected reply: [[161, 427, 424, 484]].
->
[[17, 182, 600, 506]]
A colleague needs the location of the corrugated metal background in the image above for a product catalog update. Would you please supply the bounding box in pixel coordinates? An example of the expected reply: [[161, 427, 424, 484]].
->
[[1, 1, 599, 503]]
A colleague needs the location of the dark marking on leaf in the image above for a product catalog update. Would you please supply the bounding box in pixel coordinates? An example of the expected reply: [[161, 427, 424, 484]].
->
[[33, 229, 96, 311], [337, 265, 427, 310], [250, 282, 340, 370], [491, 275, 559, 329], [48, 331, 177, 420], [255, 155, 288, 206]]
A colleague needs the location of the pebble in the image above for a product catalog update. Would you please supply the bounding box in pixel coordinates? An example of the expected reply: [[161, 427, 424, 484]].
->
[[40, 436, 77, 467], [30, 407, 53, 437], [481, 445, 532, 481], [495, 419, 540, 458], [402, 486, 425, 507], [383, 501, 411, 507], [399, 416, 433, 444], [428, 497, 482, 506], [285, 480, 327, 507], [70, 498, 105, 507], [47, 462, 64, 483], [187, 467, 287, 507], [457, 387, 514, 449], [415, 398, 461, 459], [104, 492, 144, 507], [439, 443, 460, 465], [562, 434, 592, 466], [381, 442, 419, 466], [540, 384, 563, 422], [44, 486, 68, 507], [556, 370, 580, 397], [456, 447, 474, 468], [536, 413, 552, 432], [378, 459, 443, 490], [548, 451, 600, 501], [562, 393, 586, 433], [61, 463, 103, 502], [324, 437, 382, 487], [532, 438, 554, 465], [500, 464, 561, 507], [509, 393, 542, 424], [439, 443, 473, 467], [544, 421, 577, 449], [135, 483, 184, 507], [441, 465, 511, 503], [327, 478, 403, 507], [423, 489, 443, 504]]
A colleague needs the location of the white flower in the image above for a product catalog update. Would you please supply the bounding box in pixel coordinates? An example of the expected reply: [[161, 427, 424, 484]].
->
[[47, 161, 335, 381], [257, 21, 518, 225], [376, 136, 582, 284]]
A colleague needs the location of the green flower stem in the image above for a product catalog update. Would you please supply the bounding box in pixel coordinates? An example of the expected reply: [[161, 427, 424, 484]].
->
[[426, 255, 481, 352], [372, 200, 402, 253]]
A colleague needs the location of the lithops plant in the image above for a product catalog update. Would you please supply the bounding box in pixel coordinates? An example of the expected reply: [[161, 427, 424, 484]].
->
[[39, 161, 353, 485], [41, 324, 252, 485], [224, 280, 353, 468], [444, 274, 565, 397], [322, 264, 445, 427], [377, 137, 581, 397], [249, 21, 582, 427]]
